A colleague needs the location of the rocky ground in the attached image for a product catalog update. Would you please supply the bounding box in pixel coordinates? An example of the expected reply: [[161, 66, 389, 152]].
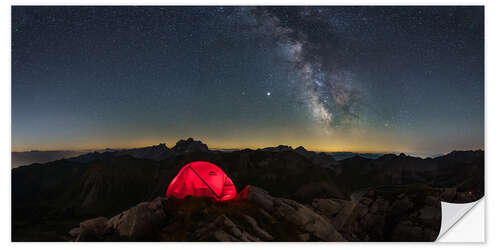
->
[[67, 184, 475, 242]]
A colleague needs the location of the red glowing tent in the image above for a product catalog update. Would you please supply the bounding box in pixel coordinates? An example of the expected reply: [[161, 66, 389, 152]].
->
[[166, 161, 237, 201]]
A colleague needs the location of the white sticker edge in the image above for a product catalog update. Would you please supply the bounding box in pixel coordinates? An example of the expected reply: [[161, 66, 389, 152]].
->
[[436, 198, 485, 242]]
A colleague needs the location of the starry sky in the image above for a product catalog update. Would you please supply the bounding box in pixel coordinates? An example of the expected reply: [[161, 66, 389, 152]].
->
[[12, 6, 484, 156]]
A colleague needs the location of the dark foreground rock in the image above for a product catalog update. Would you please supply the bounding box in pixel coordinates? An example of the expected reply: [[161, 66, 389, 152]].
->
[[69, 185, 445, 242], [340, 185, 442, 241], [69, 186, 347, 242]]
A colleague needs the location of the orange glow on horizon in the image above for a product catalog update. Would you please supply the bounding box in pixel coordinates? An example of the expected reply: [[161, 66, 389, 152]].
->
[[11, 131, 483, 157], [11, 137, 408, 155]]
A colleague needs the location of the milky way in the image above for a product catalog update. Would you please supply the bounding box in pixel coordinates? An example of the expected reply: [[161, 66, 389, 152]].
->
[[249, 7, 362, 133]]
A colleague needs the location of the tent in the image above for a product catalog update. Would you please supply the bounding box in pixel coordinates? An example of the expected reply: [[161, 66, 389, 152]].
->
[[166, 161, 237, 201]]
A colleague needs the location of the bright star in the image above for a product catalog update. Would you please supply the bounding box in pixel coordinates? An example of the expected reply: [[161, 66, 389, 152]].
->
[[266, 92, 271, 96]]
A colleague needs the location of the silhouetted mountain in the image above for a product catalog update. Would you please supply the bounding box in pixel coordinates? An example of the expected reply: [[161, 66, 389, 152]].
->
[[12, 150, 91, 168], [11, 138, 483, 241], [293, 146, 316, 159], [112, 143, 171, 161], [13, 140, 206, 169], [171, 138, 209, 153], [262, 145, 293, 152], [327, 152, 384, 161]]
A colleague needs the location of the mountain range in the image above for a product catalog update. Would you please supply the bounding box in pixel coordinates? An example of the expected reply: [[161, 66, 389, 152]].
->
[[10, 139, 438, 168], [12, 138, 484, 241]]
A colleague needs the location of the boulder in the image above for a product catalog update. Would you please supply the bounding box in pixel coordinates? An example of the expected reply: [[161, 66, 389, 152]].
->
[[440, 188, 457, 201], [297, 233, 310, 241], [236, 186, 274, 211], [195, 215, 259, 241], [80, 217, 109, 235], [411, 205, 440, 228], [341, 186, 441, 241], [238, 186, 345, 241], [73, 216, 109, 241], [392, 223, 424, 241], [242, 215, 273, 240], [68, 227, 82, 237], [424, 195, 439, 207], [391, 196, 413, 216], [107, 197, 167, 240], [312, 198, 356, 230]]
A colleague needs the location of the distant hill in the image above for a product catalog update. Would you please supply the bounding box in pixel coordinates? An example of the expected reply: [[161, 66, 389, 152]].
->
[[327, 152, 384, 160], [11, 150, 91, 168]]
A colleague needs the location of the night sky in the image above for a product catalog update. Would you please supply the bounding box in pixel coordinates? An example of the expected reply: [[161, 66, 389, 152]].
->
[[12, 6, 484, 156]]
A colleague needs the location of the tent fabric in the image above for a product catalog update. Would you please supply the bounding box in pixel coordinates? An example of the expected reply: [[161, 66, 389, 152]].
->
[[166, 161, 237, 201]]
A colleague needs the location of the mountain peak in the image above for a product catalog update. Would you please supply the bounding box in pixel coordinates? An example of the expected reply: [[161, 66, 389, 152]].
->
[[262, 145, 293, 152], [172, 138, 209, 153], [155, 143, 168, 149]]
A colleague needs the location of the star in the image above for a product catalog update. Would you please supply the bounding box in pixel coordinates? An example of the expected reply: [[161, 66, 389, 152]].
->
[[10, 6, 484, 157]]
